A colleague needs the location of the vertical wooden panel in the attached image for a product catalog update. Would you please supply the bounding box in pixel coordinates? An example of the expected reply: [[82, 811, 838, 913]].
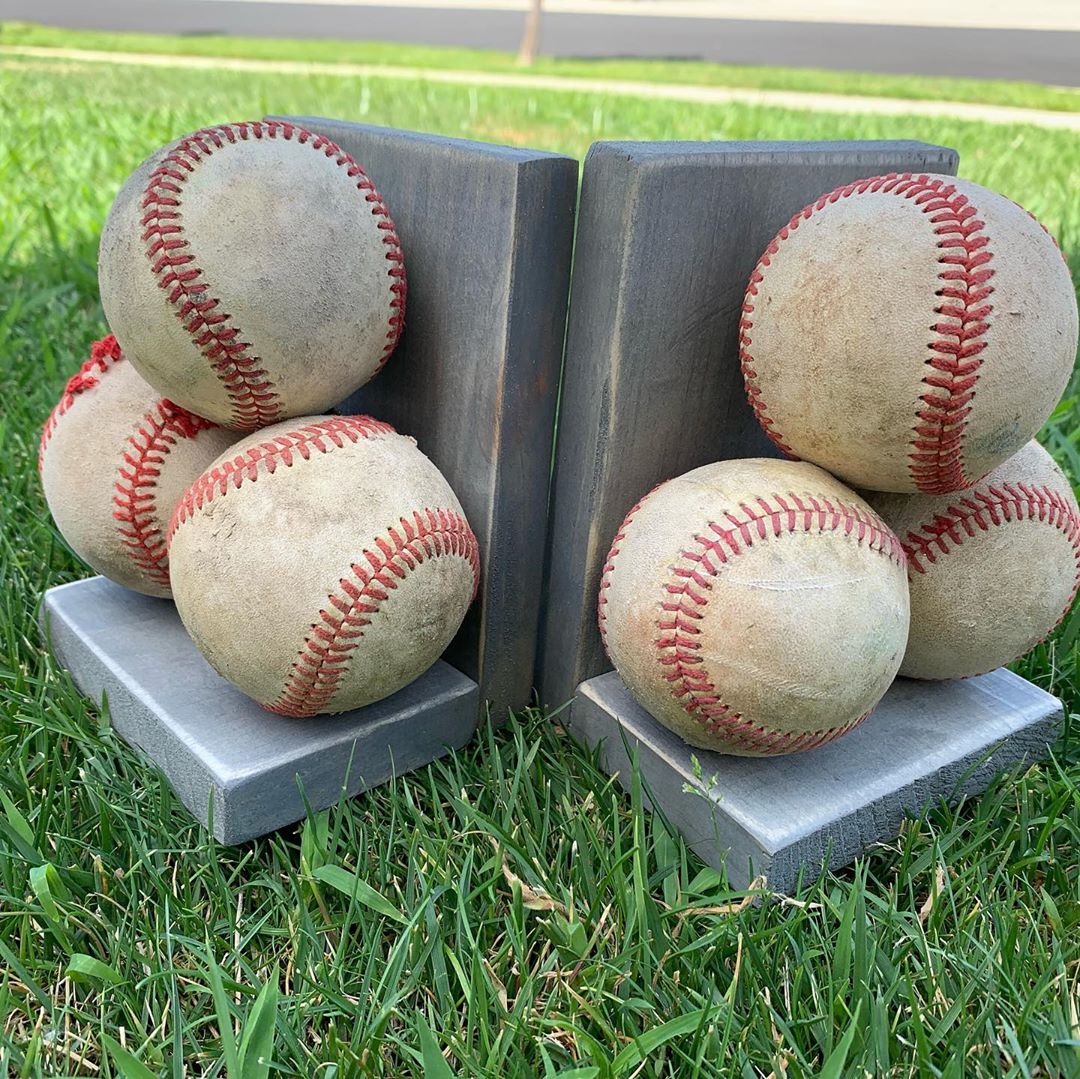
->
[[538, 140, 959, 709], [282, 118, 578, 719]]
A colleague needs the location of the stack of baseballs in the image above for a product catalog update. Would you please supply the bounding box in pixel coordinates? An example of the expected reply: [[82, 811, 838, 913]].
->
[[40, 120, 479, 717], [601, 173, 1080, 757]]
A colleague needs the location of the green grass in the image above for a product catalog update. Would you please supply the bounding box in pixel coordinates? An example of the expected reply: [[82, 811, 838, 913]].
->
[[3, 19, 1080, 115], [2, 53, 1080, 1079]]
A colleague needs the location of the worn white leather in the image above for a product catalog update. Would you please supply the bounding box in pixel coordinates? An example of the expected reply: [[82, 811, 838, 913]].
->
[[869, 440, 1080, 679], [99, 121, 404, 430], [167, 416, 479, 716], [40, 338, 239, 597], [599, 458, 910, 756], [742, 174, 1076, 493]]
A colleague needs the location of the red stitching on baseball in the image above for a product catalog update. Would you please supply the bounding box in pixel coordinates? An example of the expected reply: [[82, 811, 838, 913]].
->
[[598, 483, 664, 649], [654, 494, 904, 754], [112, 400, 217, 588], [267, 509, 480, 717], [902, 481, 1080, 640], [168, 415, 396, 541], [40, 335, 219, 587], [740, 173, 996, 493], [39, 335, 124, 470], [141, 120, 406, 430]]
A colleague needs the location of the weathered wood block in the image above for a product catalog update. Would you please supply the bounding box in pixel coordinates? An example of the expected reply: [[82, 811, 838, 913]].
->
[[537, 139, 959, 709], [572, 670, 1062, 892], [43, 578, 479, 845], [283, 118, 578, 720], [536, 138, 1059, 887], [42, 121, 576, 841]]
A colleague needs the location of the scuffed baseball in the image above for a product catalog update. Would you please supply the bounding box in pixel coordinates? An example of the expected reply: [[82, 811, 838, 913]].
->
[[867, 440, 1080, 680], [99, 120, 406, 430], [167, 416, 479, 716], [39, 335, 240, 597], [598, 459, 910, 756], [740, 173, 1076, 494]]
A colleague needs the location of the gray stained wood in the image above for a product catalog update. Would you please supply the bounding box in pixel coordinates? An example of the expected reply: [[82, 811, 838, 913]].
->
[[280, 118, 578, 720], [42, 577, 479, 845], [572, 668, 1062, 892], [537, 140, 960, 710]]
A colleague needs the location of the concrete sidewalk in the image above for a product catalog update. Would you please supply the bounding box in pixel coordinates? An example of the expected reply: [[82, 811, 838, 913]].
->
[[9, 0, 1079, 85], [202, 0, 1080, 32], [4, 44, 1079, 130]]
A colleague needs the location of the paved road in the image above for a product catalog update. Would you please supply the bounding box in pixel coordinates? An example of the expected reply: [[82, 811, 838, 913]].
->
[[2, 0, 1078, 86]]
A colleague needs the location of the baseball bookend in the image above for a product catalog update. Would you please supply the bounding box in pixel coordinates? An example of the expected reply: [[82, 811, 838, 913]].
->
[[868, 440, 1080, 680], [39, 335, 240, 597], [598, 458, 910, 756], [99, 120, 406, 430], [740, 174, 1077, 494], [166, 415, 480, 716]]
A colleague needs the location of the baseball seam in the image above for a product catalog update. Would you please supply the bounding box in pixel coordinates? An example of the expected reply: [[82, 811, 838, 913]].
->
[[141, 119, 406, 430], [655, 494, 905, 754], [112, 401, 216, 589], [167, 415, 396, 541], [740, 173, 995, 493], [40, 335, 218, 590], [39, 335, 124, 470], [598, 483, 664, 650], [902, 480, 1080, 644], [267, 509, 480, 717]]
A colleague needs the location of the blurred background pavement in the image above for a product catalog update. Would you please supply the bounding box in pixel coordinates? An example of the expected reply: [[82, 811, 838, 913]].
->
[[1, 0, 1077, 84]]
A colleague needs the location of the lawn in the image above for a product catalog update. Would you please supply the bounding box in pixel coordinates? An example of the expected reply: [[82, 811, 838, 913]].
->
[[3, 20, 1080, 115], [1, 46, 1079, 1079]]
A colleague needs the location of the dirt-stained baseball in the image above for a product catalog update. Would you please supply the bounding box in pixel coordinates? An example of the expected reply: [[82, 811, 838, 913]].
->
[[39, 335, 240, 597], [867, 440, 1080, 680], [598, 459, 910, 756], [167, 415, 479, 716], [99, 120, 406, 430], [740, 173, 1076, 494]]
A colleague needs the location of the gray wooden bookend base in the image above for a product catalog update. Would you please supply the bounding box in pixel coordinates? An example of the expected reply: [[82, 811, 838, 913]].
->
[[570, 670, 1063, 893], [41, 577, 480, 845]]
